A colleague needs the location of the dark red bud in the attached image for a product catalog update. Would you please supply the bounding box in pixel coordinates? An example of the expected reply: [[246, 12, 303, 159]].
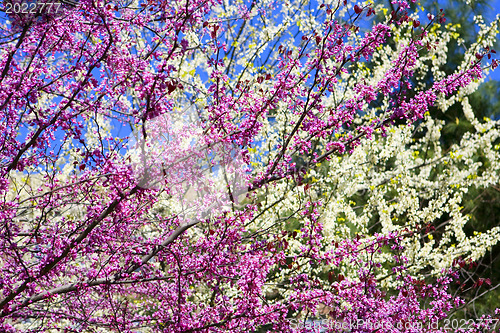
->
[[167, 82, 176, 94], [354, 4, 362, 14]]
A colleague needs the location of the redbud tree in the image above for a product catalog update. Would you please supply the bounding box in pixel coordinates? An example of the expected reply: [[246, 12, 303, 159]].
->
[[1, 0, 499, 331]]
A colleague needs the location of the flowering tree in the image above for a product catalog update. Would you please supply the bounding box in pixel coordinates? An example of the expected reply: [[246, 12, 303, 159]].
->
[[1, 0, 499, 331]]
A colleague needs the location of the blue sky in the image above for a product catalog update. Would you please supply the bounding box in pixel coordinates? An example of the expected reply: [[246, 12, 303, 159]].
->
[[485, 0, 500, 81]]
